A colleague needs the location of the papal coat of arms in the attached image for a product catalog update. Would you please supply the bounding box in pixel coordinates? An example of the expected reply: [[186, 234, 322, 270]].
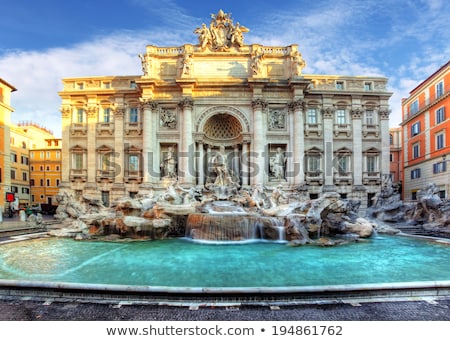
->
[[194, 9, 249, 51]]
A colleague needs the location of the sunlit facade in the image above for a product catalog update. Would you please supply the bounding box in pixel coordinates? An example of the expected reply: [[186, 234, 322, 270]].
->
[[58, 11, 393, 210]]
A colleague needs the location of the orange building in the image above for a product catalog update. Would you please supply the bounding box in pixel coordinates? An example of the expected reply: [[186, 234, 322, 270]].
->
[[29, 138, 62, 206], [0, 78, 17, 214], [400, 61, 450, 200]]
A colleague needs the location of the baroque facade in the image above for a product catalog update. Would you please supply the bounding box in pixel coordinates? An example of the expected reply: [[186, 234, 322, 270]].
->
[[59, 10, 392, 209]]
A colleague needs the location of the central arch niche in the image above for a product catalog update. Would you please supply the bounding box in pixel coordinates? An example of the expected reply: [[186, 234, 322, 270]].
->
[[203, 113, 243, 145]]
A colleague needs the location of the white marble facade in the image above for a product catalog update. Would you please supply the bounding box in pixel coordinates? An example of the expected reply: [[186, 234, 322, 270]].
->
[[59, 10, 392, 209]]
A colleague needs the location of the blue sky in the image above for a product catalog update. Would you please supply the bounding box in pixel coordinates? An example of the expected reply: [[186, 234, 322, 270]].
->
[[0, 0, 449, 137]]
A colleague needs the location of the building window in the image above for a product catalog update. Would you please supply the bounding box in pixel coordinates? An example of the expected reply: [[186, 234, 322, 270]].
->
[[76, 108, 84, 123], [56, 151, 60, 159], [129, 107, 139, 123], [11, 169, 16, 180], [433, 161, 446, 174], [56, 179, 60, 186], [390, 153, 393, 162], [103, 108, 111, 122], [436, 81, 444, 99], [367, 156, 377, 172], [128, 155, 139, 172], [103, 82, 111, 89], [336, 155, 350, 174], [22, 187, 29, 194], [412, 143, 420, 159], [46, 151, 50, 159], [436, 107, 446, 124], [40, 179, 44, 186], [11, 186, 18, 193], [100, 153, 112, 171], [30, 151, 34, 158], [411, 121, 421, 136], [411, 168, 421, 179], [336, 81, 344, 90], [410, 100, 419, 115], [30, 179, 35, 186], [364, 82, 372, 91], [46, 179, 51, 186], [10, 153, 17, 163], [46, 166, 50, 171], [74, 153, 83, 169], [77, 83, 84, 90], [40, 151, 44, 159], [22, 172, 27, 181], [21, 156, 29, 165], [307, 109, 317, 124], [335, 109, 346, 125], [436, 132, 445, 150], [307, 155, 321, 171], [390, 134, 393, 145], [101, 191, 110, 207], [365, 110, 375, 125], [411, 190, 418, 201], [56, 165, 60, 171], [130, 81, 137, 89]]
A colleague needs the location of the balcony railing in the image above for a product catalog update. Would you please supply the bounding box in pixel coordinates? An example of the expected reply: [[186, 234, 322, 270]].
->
[[96, 169, 116, 182], [333, 123, 351, 137], [334, 171, 353, 184], [124, 170, 143, 183], [363, 171, 381, 185], [304, 123, 322, 136], [305, 171, 323, 185], [96, 122, 114, 135], [70, 123, 87, 135], [125, 122, 142, 135], [362, 124, 380, 137], [70, 169, 87, 182]]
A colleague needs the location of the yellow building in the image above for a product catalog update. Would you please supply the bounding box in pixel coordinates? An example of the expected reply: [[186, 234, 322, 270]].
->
[[0, 78, 17, 214], [13, 122, 61, 208]]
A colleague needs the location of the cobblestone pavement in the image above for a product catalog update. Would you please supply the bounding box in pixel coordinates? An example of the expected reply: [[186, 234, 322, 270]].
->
[[0, 298, 449, 321]]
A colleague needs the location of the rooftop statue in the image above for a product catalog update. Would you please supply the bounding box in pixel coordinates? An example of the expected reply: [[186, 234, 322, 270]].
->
[[194, 9, 249, 51]]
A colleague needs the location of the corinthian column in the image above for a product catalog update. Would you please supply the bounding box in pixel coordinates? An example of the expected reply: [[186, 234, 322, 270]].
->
[[380, 109, 391, 179], [322, 107, 335, 191], [141, 100, 157, 184], [86, 105, 98, 192], [351, 108, 363, 186], [60, 105, 71, 188], [251, 98, 267, 185], [289, 100, 305, 185], [179, 97, 195, 186]]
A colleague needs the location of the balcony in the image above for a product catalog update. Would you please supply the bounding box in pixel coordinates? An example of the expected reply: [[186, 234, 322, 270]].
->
[[96, 169, 115, 182], [304, 123, 322, 136], [125, 122, 142, 135], [334, 171, 353, 185], [70, 123, 87, 135], [70, 169, 87, 182], [362, 124, 379, 137], [305, 171, 323, 185], [333, 124, 351, 137], [363, 171, 381, 185], [96, 122, 114, 135], [124, 170, 143, 183]]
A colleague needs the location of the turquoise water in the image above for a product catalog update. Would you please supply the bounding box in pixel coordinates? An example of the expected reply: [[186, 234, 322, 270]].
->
[[0, 235, 449, 287]]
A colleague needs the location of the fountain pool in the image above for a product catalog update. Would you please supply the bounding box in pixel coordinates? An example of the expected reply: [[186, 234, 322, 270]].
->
[[0, 235, 449, 288]]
